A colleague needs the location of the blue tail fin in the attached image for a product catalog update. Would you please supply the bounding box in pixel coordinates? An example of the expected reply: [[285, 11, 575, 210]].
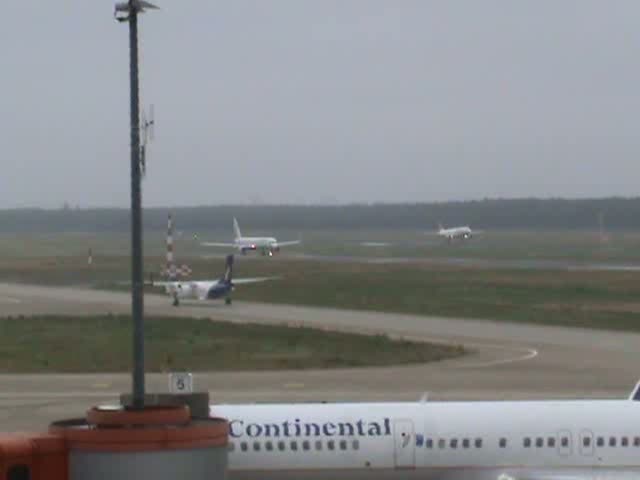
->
[[629, 381, 640, 400]]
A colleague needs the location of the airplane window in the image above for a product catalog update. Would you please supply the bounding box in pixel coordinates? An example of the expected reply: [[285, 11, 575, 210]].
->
[[634, 437, 640, 447], [266, 441, 273, 452], [597, 437, 604, 447], [253, 442, 261, 452], [426, 439, 433, 449], [290, 441, 298, 451], [609, 437, 617, 447], [278, 441, 286, 451], [352, 439, 360, 450], [241, 442, 248, 452], [499, 438, 507, 448], [621, 437, 629, 447], [547, 437, 555, 448], [462, 438, 470, 449], [450, 439, 458, 449], [328, 440, 336, 451], [303, 441, 310, 451], [438, 439, 446, 449], [561, 437, 569, 447], [583, 437, 591, 447], [340, 440, 347, 450], [475, 438, 482, 448], [228, 442, 235, 452], [315, 440, 323, 450], [523, 438, 531, 448], [535, 438, 543, 448]]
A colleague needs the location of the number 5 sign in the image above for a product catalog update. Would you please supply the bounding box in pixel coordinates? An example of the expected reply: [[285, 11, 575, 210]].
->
[[169, 372, 193, 394]]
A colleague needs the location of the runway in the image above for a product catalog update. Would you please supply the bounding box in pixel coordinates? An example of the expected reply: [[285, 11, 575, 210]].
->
[[202, 252, 640, 271], [0, 282, 637, 431], [294, 253, 640, 271]]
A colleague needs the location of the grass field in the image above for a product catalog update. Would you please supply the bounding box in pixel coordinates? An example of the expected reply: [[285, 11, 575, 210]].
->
[[3, 228, 640, 262], [1, 253, 640, 332], [2, 229, 640, 333], [0, 315, 465, 373], [234, 262, 640, 332]]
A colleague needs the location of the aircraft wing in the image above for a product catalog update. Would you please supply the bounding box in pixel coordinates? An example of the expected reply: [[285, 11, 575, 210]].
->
[[115, 280, 159, 287], [477, 469, 628, 479], [201, 242, 236, 248], [151, 280, 216, 287], [233, 276, 279, 285], [509, 474, 586, 479], [149, 281, 189, 288], [276, 240, 301, 247], [360, 242, 392, 247]]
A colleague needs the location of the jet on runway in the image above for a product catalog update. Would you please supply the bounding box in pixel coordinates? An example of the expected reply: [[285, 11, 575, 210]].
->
[[429, 223, 482, 242], [201, 218, 301, 256]]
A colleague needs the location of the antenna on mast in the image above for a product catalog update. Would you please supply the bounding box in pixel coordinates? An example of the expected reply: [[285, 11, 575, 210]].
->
[[115, 0, 160, 22], [140, 104, 155, 177]]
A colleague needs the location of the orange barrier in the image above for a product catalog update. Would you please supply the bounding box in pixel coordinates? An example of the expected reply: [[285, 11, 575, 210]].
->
[[0, 405, 228, 480], [50, 405, 228, 480], [50, 405, 228, 452], [86, 405, 190, 427], [0, 433, 67, 480]]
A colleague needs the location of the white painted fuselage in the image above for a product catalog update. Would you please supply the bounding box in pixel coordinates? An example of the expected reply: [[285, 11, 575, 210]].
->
[[161, 280, 216, 301], [201, 218, 300, 256], [438, 226, 474, 241], [233, 236, 280, 255], [214, 398, 640, 479]]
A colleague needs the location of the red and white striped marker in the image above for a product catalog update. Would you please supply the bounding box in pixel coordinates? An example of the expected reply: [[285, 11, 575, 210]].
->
[[162, 214, 192, 279]]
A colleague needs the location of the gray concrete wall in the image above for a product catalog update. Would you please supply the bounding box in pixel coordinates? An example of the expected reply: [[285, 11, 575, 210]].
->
[[70, 446, 227, 480]]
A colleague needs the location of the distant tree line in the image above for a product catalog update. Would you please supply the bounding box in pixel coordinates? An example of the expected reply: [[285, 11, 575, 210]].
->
[[0, 198, 638, 233]]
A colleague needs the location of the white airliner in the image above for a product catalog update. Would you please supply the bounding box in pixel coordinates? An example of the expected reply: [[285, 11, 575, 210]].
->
[[212, 383, 640, 479], [430, 224, 481, 242], [201, 218, 301, 256]]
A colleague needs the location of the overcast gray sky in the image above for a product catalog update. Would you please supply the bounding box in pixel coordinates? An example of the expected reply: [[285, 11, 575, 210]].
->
[[1, 1, 639, 208]]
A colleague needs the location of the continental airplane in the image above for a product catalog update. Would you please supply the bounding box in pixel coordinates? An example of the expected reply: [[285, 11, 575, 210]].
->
[[201, 218, 301, 256], [212, 382, 640, 479]]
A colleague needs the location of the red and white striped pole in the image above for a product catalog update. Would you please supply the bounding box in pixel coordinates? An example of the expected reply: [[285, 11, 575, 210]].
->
[[166, 213, 177, 279]]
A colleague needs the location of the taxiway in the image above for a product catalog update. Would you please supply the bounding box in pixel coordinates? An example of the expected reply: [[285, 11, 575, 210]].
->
[[0, 282, 635, 431]]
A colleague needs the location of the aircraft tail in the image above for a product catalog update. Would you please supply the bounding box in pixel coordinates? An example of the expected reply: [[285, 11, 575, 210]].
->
[[223, 254, 234, 284], [233, 217, 242, 240], [437, 222, 444, 232], [162, 213, 192, 280], [629, 380, 640, 401]]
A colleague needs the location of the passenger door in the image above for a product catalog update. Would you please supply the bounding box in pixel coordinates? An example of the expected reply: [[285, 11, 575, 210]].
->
[[393, 419, 415, 469]]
